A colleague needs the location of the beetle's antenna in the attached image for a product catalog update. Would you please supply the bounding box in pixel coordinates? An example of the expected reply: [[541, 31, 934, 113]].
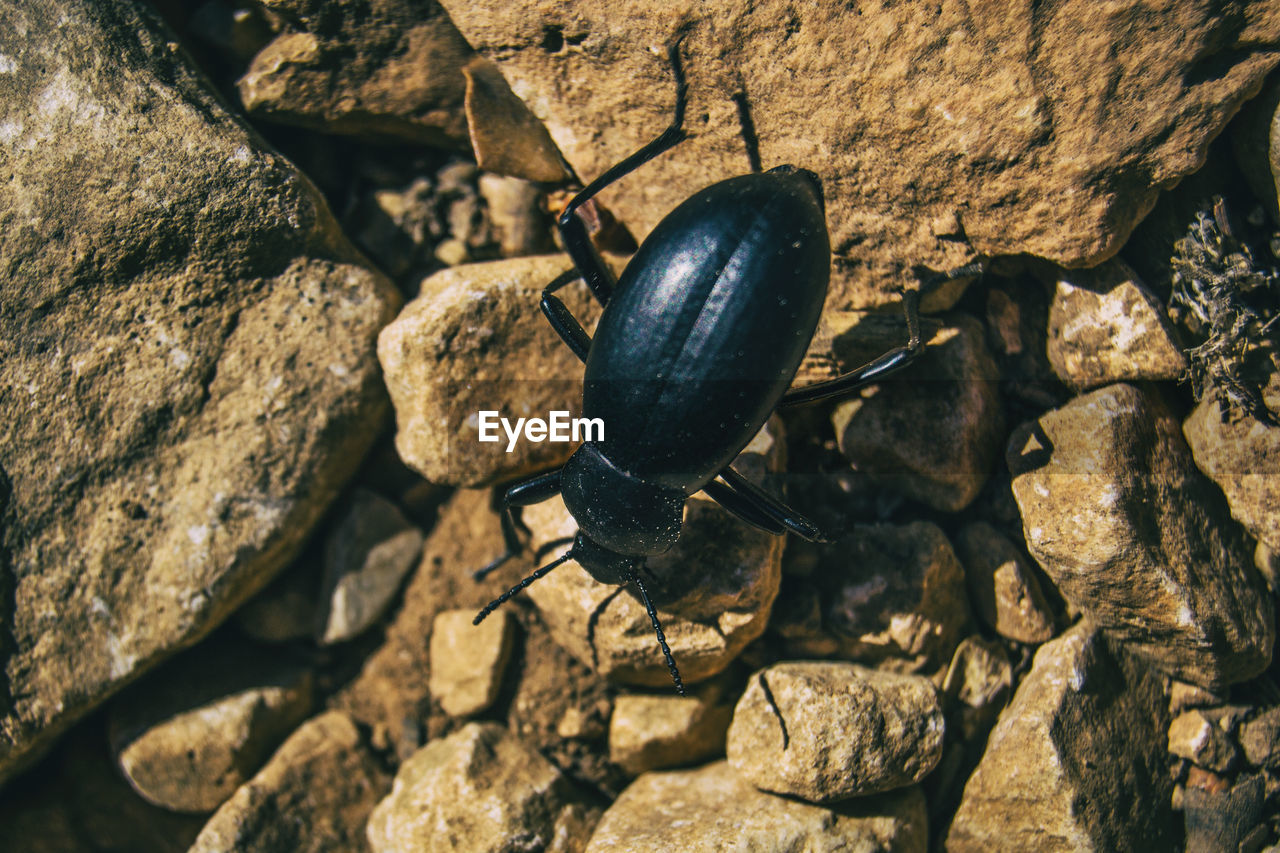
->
[[628, 568, 686, 695], [474, 550, 573, 625]]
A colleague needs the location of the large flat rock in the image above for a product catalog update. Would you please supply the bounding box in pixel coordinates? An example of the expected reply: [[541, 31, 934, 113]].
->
[[441, 0, 1280, 307], [0, 0, 398, 782]]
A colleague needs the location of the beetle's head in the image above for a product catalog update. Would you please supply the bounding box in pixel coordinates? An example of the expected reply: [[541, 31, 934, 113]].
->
[[568, 532, 637, 585], [560, 444, 685, 566]]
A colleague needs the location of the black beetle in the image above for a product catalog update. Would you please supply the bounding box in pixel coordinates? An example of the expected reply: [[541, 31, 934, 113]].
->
[[474, 42, 981, 694]]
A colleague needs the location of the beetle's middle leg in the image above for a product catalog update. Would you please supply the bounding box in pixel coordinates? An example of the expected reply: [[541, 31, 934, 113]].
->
[[474, 469, 564, 580], [779, 262, 985, 406], [556, 39, 689, 306]]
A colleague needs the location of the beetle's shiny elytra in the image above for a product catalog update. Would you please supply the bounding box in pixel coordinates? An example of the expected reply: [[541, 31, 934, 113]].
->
[[472, 41, 981, 694]]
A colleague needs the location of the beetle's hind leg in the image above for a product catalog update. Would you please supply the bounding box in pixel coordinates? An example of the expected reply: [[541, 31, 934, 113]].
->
[[474, 469, 564, 581], [556, 39, 690, 306], [703, 468, 833, 543], [780, 262, 985, 406]]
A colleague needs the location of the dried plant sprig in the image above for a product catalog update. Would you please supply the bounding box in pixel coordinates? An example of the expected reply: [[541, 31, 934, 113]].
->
[[1168, 196, 1279, 426]]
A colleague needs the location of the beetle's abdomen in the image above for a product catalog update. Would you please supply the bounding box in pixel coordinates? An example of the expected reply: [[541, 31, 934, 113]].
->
[[583, 168, 829, 490]]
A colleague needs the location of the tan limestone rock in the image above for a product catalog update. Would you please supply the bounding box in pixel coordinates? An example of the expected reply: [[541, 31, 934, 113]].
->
[[0, 0, 398, 783], [1008, 383, 1274, 688]]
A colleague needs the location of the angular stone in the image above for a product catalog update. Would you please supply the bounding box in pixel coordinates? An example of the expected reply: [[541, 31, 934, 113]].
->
[[1044, 259, 1188, 389], [727, 662, 943, 802], [239, 0, 473, 146], [585, 761, 927, 852], [1008, 383, 1274, 688], [429, 608, 515, 718], [781, 521, 969, 675], [1168, 709, 1240, 774], [442, 0, 1280, 308], [521, 422, 786, 688], [377, 255, 606, 487], [1169, 680, 1225, 716], [366, 722, 596, 853], [190, 711, 390, 853], [318, 489, 425, 645], [1184, 773, 1267, 853], [954, 522, 1057, 644], [108, 647, 314, 813], [941, 636, 1013, 743], [1183, 374, 1280, 553], [946, 622, 1175, 852], [830, 313, 1003, 511], [608, 679, 733, 776], [463, 57, 574, 184], [0, 0, 398, 783], [1238, 706, 1280, 768]]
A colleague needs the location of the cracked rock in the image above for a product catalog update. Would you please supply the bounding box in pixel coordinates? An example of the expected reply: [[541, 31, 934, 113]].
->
[[366, 722, 598, 853], [1008, 383, 1275, 689], [727, 662, 944, 801], [585, 761, 927, 852], [946, 622, 1174, 852]]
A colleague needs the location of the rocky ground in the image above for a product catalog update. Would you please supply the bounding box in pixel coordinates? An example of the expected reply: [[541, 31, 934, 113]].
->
[[1, 1, 1279, 851]]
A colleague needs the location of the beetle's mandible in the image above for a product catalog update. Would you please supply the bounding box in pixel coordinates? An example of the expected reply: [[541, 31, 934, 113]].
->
[[473, 40, 982, 694]]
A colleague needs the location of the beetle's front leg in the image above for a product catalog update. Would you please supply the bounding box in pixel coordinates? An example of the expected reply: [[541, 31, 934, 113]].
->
[[474, 469, 564, 580]]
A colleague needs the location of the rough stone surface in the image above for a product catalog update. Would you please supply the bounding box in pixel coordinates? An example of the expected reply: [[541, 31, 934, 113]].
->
[[239, 0, 473, 146], [830, 313, 1003, 511], [954, 522, 1057, 644], [442, 0, 1280, 308], [1044, 258, 1188, 390], [608, 679, 733, 776], [727, 661, 944, 802], [779, 521, 969, 675], [429, 608, 516, 718], [108, 647, 314, 813], [318, 488, 424, 645], [189, 711, 390, 853], [378, 255, 607, 487], [0, 0, 398, 783], [1239, 706, 1280, 768], [946, 622, 1175, 852], [586, 761, 927, 852], [1168, 709, 1240, 773], [1184, 375, 1280, 553], [1184, 772, 1267, 853], [233, 559, 322, 644], [941, 636, 1013, 743], [463, 57, 574, 183], [521, 422, 786, 687], [1008, 383, 1274, 688], [366, 722, 596, 853]]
